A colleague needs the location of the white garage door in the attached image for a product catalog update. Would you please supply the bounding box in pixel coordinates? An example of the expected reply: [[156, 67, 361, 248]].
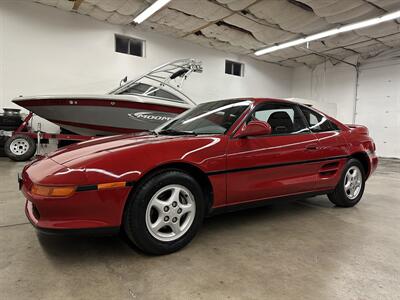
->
[[356, 62, 400, 159]]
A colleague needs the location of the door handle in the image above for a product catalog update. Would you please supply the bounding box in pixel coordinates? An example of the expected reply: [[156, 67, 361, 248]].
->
[[305, 143, 319, 151]]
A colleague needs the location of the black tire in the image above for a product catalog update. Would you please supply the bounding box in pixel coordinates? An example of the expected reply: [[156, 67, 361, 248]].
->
[[4, 134, 37, 161], [123, 169, 205, 255], [0, 115, 22, 129], [0, 136, 8, 147], [328, 158, 366, 207]]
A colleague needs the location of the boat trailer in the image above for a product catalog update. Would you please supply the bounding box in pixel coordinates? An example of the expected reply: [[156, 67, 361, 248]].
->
[[1, 112, 95, 161]]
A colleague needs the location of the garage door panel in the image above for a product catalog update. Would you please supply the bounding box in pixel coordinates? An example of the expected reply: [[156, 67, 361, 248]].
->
[[356, 64, 400, 158], [358, 69, 399, 98]]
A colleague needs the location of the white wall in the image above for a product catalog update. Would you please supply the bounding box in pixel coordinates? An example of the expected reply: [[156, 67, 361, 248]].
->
[[0, 0, 292, 132], [291, 57, 358, 123], [291, 55, 400, 158]]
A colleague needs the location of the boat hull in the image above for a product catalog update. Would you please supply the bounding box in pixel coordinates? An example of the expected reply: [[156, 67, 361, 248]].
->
[[13, 96, 188, 136]]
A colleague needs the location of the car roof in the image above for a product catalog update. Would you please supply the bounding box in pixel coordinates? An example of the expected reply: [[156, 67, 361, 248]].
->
[[203, 97, 309, 108], [253, 97, 295, 104], [224, 97, 300, 105]]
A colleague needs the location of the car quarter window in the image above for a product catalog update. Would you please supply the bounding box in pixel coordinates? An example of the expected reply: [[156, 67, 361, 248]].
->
[[250, 103, 309, 135], [299, 106, 339, 132]]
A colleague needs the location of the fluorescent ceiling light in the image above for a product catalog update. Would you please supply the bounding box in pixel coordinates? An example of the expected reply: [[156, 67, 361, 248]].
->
[[133, 0, 171, 24], [255, 10, 400, 56], [305, 28, 340, 42]]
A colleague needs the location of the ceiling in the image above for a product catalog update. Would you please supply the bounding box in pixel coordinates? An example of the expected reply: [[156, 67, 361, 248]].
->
[[34, 0, 400, 67]]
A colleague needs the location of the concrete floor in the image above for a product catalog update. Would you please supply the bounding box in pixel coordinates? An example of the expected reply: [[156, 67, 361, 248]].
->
[[0, 157, 399, 300]]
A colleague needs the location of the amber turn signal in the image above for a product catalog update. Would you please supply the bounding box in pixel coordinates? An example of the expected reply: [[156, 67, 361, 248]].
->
[[97, 181, 126, 190], [31, 184, 76, 197]]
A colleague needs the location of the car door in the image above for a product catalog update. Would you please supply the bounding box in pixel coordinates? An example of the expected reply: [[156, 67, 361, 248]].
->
[[226, 102, 321, 205], [298, 105, 349, 190]]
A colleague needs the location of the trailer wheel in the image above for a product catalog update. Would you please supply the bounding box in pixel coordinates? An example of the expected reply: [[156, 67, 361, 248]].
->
[[4, 135, 36, 161]]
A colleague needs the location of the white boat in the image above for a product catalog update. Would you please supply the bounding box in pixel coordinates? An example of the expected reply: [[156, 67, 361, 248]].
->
[[13, 59, 202, 136]]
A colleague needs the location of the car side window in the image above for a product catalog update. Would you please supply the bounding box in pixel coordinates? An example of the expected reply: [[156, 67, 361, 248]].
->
[[299, 106, 339, 132], [250, 103, 309, 135]]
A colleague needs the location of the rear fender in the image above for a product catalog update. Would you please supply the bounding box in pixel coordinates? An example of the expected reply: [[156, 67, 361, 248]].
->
[[345, 124, 369, 135]]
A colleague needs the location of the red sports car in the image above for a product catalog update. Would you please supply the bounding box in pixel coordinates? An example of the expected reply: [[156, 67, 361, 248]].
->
[[20, 98, 378, 254]]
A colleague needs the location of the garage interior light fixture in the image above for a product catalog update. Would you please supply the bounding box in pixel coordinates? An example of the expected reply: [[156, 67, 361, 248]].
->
[[254, 10, 400, 56], [133, 0, 171, 24]]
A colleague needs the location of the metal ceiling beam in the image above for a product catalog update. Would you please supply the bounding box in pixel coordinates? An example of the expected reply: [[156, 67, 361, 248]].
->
[[298, 46, 358, 68], [362, 0, 388, 13], [342, 47, 361, 55]]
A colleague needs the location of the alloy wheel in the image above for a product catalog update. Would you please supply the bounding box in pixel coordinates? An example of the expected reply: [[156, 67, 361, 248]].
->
[[145, 184, 196, 242], [344, 166, 362, 200]]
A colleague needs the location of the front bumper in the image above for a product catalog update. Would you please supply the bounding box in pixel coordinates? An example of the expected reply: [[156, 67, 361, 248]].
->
[[25, 200, 119, 236], [21, 158, 133, 232], [23, 185, 131, 231]]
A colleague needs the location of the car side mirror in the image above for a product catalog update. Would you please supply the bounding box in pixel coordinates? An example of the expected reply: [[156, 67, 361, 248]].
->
[[235, 121, 272, 138]]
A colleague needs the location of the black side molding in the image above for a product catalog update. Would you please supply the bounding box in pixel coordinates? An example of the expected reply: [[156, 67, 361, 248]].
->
[[76, 181, 136, 192], [76, 185, 97, 192], [206, 155, 349, 176]]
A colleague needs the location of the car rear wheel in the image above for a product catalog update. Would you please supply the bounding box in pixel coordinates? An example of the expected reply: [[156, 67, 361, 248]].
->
[[123, 170, 205, 255], [328, 158, 366, 207]]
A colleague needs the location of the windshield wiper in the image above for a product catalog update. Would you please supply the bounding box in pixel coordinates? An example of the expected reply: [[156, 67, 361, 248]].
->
[[158, 129, 197, 136]]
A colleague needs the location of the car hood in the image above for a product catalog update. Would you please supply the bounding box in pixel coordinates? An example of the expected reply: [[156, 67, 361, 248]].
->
[[48, 133, 201, 166]]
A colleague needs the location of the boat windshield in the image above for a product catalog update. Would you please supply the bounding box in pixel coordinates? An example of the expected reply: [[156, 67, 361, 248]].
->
[[157, 99, 251, 135], [110, 59, 202, 106], [117, 83, 183, 102]]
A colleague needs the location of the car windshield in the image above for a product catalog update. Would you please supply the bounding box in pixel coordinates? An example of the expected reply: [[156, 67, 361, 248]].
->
[[157, 99, 251, 135]]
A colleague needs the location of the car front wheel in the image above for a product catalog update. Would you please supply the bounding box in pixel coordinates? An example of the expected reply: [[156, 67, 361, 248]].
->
[[123, 170, 205, 255], [328, 158, 366, 207]]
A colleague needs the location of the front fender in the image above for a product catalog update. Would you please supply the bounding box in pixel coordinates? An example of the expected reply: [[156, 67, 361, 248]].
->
[[68, 136, 228, 185]]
